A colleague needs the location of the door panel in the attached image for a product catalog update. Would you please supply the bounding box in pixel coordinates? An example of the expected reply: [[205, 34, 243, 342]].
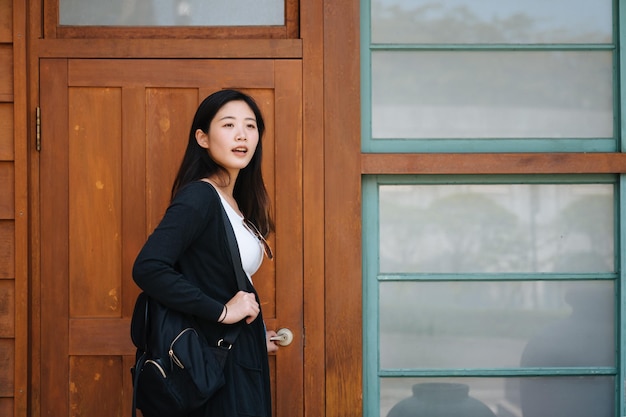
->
[[40, 58, 303, 417]]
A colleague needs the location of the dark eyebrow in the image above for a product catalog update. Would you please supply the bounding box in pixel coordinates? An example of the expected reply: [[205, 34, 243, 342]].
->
[[217, 115, 257, 123]]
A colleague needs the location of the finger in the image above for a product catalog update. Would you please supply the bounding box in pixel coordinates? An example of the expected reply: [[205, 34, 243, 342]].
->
[[245, 313, 257, 324]]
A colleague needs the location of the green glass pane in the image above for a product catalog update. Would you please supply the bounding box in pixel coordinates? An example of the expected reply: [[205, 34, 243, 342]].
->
[[379, 281, 615, 369], [371, 0, 612, 44], [60, 0, 284, 26], [381, 377, 614, 417], [372, 51, 613, 139], [379, 183, 614, 273]]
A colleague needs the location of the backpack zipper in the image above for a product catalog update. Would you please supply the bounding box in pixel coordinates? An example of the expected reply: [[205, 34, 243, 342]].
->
[[145, 360, 167, 378], [169, 327, 197, 369]]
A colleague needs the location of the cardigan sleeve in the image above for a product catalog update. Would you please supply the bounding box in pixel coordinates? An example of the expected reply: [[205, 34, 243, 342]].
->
[[132, 182, 225, 321]]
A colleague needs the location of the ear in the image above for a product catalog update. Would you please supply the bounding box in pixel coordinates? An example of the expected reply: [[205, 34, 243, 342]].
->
[[195, 129, 209, 149]]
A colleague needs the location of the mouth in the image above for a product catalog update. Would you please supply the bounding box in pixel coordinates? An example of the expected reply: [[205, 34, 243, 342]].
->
[[232, 146, 248, 155]]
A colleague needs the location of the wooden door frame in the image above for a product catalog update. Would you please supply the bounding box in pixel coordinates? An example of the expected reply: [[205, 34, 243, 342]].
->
[[37, 58, 305, 417], [43, 0, 300, 39], [322, 2, 363, 416], [10, 1, 29, 416], [23, 1, 365, 416]]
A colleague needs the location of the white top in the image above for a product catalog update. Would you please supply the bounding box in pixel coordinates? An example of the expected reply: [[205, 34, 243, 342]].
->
[[216, 192, 263, 282]]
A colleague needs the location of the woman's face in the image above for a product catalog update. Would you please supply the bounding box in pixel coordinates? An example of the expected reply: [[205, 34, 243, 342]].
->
[[196, 100, 260, 176]]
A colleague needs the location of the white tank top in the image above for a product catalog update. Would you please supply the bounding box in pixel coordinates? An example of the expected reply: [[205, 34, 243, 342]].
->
[[216, 193, 263, 282]]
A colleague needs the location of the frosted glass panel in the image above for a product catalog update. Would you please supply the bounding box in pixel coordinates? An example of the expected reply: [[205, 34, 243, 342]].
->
[[381, 377, 614, 417], [372, 51, 613, 139], [60, 0, 284, 26], [379, 183, 614, 273], [371, 0, 612, 44], [379, 281, 614, 369]]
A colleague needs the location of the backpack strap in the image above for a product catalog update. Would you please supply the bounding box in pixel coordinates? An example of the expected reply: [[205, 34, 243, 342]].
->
[[220, 203, 252, 292], [131, 294, 149, 417], [215, 202, 249, 347]]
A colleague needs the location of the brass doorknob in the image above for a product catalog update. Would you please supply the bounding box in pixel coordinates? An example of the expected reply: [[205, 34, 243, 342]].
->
[[270, 328, 294, 346]]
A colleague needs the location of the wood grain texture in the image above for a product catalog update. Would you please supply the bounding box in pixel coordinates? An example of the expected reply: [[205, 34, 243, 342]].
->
[[324, 0, 363, 415], [69, 356, 123, 416], [13, 0, 29, 415], [274, 60, 304, 417], [0, 338, 14, 396], [0, 103, 13, 161], [69, 318, 134, 355], [68, 87, 122, 318], [301, 0, 326, 416], [38, 38, 302, 59], [361, 153, 626, 174], [0, 45, 12, 96], [68, 59, 275, 88], [121, 87, 146, 317], [0, 221, 13, 278], [0, 0, 11, 42], [0, 398, 13, 417], [40, 58, 70, 417], [0, 162, 13, 219], [0, 279, 14, 336]]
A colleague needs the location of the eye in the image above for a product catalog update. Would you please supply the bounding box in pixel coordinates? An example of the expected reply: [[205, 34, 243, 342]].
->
[[247, 123, 257, 129], [223, 122, 234, 128]]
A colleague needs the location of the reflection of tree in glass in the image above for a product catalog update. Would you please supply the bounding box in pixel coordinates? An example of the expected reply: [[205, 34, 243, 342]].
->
[[380, 191, 529, 273], [424, 193, 526, 272], [373, 51, 610, 112], [371, 2, 611, 116], [379, 197, 430, 272], [371, 1, 609, 44], [550, 194, 613, 272], [60, 0, 156, 25]]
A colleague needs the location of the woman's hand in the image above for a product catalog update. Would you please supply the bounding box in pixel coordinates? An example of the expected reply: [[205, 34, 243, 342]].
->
[[221, 290, 260, 324], [265, 329, 280, 353]]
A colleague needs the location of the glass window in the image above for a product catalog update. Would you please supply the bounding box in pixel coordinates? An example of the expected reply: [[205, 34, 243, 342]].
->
[[381, 377, 615, 417], [379, 183, 614, 273], [364, 177, 619, 416], [371, 0, 613, 44], [371, 51, 613, 140], [59, 0, 285, 26], [379, 281, 615, 369], [364, 0, 621, 415]]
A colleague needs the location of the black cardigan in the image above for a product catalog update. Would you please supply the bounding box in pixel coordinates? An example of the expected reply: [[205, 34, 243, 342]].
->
[[133, 181, 272, 417]]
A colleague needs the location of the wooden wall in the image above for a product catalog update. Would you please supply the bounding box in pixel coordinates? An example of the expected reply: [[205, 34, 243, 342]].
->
[[0, 0, 16, 414], [0, 0, 27, 416], [0, 0, 363, 416]]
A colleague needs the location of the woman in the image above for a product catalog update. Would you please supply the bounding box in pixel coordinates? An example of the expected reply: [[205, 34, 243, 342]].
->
[[133, 89, 278, 416]]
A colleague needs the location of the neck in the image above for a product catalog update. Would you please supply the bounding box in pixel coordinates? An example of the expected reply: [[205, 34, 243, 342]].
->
[[207, 170, 238, 197], [204, 175, 243, 216]]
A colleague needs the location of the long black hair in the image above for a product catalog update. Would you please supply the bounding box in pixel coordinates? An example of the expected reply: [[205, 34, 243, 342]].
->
[[170, 89, 274, 236]]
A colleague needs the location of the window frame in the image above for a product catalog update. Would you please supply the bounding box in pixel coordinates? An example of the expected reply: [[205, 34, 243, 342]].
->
[[363, 173, 623, 416], [43, 0, 300, 39], [360, 1, 620, 154], [361, 0, 626, 415]]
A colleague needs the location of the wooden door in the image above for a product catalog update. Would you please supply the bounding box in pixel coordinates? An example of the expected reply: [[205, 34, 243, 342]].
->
[[39, 58, 303, 417]]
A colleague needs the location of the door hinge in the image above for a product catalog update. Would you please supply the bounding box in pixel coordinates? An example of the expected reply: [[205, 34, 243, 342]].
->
[[36, 106, 41, 152]]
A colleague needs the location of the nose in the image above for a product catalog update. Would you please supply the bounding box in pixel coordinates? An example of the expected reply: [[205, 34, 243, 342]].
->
[[236, 126, 247, 141]]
